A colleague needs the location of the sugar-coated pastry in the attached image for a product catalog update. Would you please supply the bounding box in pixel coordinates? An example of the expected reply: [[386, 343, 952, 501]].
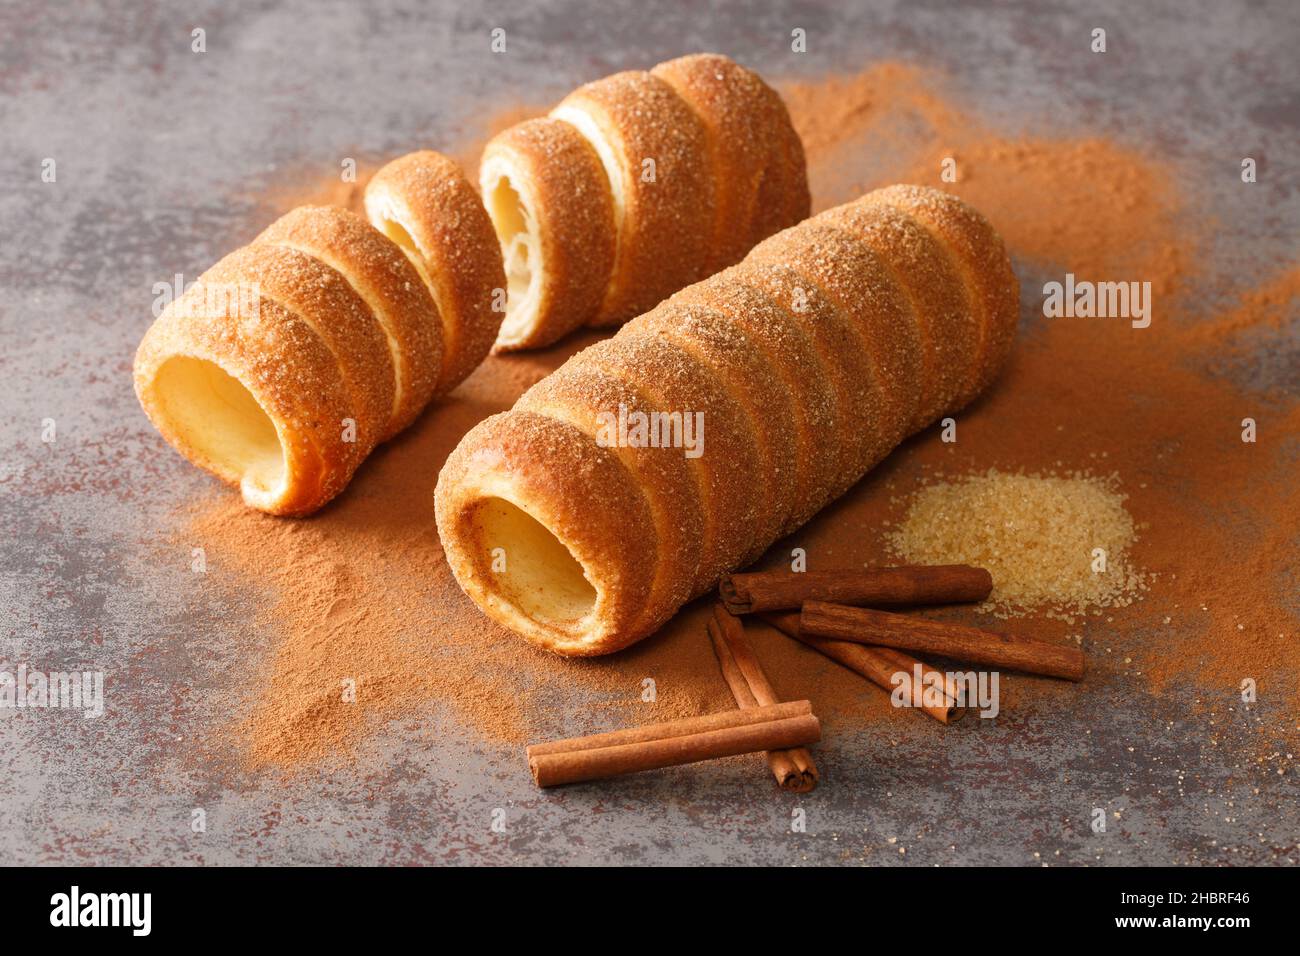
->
[[435, 186, 1020, 655], [550, 70, 715, 325], [363, 150, 506, 395], [135, 151, 502, 516], [435, 411, 658, 655], [134, 288, 357, 516], [650, 53, 809, 271], [863, 185, 1020, 406], [479, 118, 617, 351], [256, 204, 442, 437], [479, 53, 809, 345]]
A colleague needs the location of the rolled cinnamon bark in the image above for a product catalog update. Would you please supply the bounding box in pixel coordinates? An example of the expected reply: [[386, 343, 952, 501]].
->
[[707, 605, 818, 792], [762, 612, 963, 724], [526, 700, 821, 787], [800, 603, 1086, 681], [720, 565, 994, 614]]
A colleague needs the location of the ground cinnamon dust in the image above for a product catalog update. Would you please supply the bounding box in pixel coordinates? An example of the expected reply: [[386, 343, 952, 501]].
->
[[187, 61, 1298, 771]]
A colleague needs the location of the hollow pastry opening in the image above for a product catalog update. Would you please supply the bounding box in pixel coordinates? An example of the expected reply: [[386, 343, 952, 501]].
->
[[370, 209, 425, 273], [468, 496, 598, 628], [482, 168, 542, 342], [365, 196, 441, 306], [153, 356, 286, 499]]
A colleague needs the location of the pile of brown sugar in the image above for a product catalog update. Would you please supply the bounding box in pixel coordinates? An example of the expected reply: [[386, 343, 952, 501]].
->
[[888, 469, 1148, 622], [184, 60, 1298, 771]]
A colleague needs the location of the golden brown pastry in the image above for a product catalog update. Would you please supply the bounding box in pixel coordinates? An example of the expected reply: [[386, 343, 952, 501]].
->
[[256, 204, 442, 438], [650, 53, 809, 272], [549, 69, 715, 326], [479, 53, 809, 345], [363, 150, 506, 394], [435, 186, 1020, 655], [135, 151, 503, 516], [479, 118, 617, 350]]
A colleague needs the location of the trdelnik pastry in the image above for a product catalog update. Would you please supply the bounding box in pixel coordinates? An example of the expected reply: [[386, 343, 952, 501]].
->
[[435, 185, 1020, 655], [133, 151, 504, 516], [480, 53, 809, 350]]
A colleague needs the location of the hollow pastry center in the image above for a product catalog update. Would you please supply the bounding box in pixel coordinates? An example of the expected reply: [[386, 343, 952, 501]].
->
[[483, 170, 541, 338], [470, 496, 597, 626], [153, 356, 285, 494]]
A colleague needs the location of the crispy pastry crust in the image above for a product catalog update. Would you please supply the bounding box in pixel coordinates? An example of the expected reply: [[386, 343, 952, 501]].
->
[[134, 288, 353, 516], [256, 204, 442, 437], [364, 150, 506, 394], [434, 411, 657, 655], [435, 186, 1019, 655], [550, 70, 716, 325], [136, 152, 501, 516], [516, 363, 705, 633], [651, 53, 810, 271], [481, 53, 810, 346], [747, 222, 925, 457], [819, 201, 978, 426], [864, 185, 1020, 406], [667, 268, 839, 535], [200, 244, 395, 456], [480, 118, 617, 351], [626, 301, 799, 561]]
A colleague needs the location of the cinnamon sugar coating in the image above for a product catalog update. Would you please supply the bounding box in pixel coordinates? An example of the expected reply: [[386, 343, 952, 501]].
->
[[257, 204, 442, 437], [819, 201, 977, 424], [864, 185, 1019, 405], [652, 53, 810, 272], [201, 244, 394, 458], [552, 70, 715, 325], [480, 118, 617, 350], [480, 54, 809, 344], [434, 410, 657, 655]]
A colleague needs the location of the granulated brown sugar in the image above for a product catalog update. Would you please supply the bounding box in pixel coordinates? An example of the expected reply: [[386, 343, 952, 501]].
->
[[185, 61, 1298, 771], [888, 469, 1147, 621]]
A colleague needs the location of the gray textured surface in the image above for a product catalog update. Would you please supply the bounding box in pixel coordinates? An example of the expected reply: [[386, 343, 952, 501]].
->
[[1, 0, 1297, 866]]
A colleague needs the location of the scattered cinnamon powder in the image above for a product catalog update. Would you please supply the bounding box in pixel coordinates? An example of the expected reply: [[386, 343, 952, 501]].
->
[[181, 60, 1298, 771], [888, 469, 1147, 621]]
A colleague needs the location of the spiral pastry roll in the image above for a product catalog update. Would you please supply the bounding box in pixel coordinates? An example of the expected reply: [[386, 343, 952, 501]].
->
[[480, 52, 809, 350], [435, 185, 1019, 655], [135, 150, 505, 516]]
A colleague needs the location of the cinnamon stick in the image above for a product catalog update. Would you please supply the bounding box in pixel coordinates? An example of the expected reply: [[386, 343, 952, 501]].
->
[[762, 612, 964, 724], [707, 604, 819, 792], [800, 602, 1086, 681], [526, 700, 821, 788], [721, 565, 992, 614]]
